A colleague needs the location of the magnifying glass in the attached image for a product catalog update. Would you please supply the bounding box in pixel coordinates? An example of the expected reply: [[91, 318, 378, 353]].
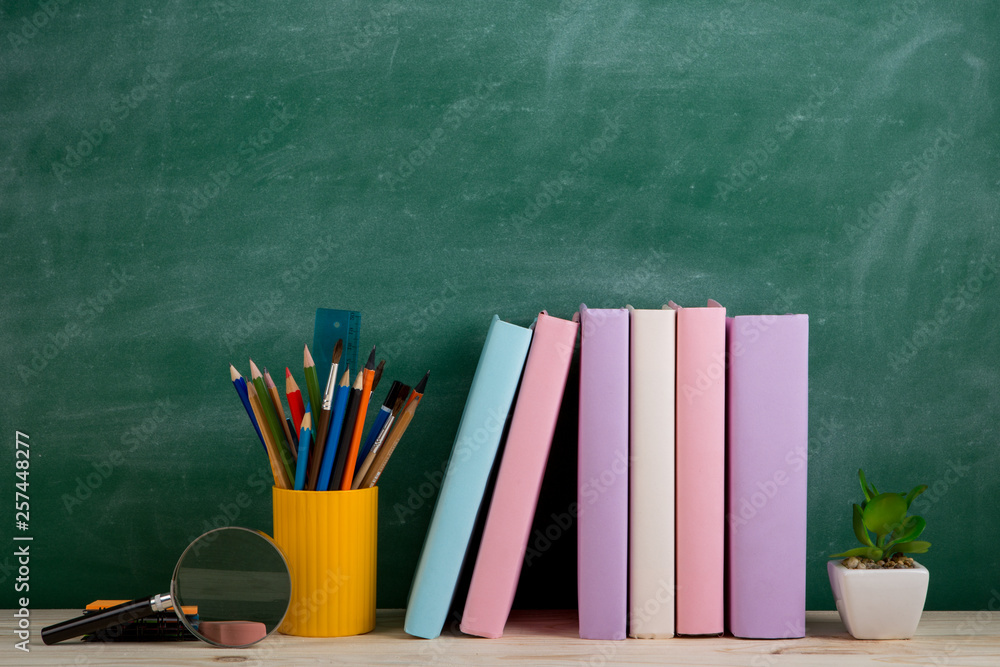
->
[[42, 527, 292, 648]]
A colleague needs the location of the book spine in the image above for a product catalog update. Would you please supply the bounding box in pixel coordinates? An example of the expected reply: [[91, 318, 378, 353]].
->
[[675, 305, 726, 635], [461, 312, 579, 639], [727, 314, 808, 639], [577, 306, 629, 640], [628, 308, 676, 638], [403, 315, 533, 639]]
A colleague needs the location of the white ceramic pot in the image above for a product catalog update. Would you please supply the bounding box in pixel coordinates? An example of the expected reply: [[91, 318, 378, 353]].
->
[[827, 560, 929, 639]]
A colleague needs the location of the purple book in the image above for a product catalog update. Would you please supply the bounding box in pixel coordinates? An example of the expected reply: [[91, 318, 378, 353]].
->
[[577, 305, 629, 640], [726, 314, 808, 639]]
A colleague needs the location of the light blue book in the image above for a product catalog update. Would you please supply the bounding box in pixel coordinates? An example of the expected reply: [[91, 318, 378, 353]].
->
[[404, 315, 533, 639]]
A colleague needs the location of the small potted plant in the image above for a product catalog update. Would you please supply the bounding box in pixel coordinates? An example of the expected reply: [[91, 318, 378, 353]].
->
[[827, 469, 931, 640]]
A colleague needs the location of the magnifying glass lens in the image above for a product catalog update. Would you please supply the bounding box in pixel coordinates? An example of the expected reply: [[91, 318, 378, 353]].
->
[[41, 527, 292, 648], [172, 527, 292, 647]]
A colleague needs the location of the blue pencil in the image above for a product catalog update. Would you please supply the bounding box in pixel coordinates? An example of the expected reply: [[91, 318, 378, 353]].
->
[[231, 365, 265, 451], [358, 381, 400, 464], [316, 371, 351, 491], [294, 405, 313, 491]]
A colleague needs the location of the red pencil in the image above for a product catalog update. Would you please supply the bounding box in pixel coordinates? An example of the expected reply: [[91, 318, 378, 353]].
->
[[286, 368, 306, 432]]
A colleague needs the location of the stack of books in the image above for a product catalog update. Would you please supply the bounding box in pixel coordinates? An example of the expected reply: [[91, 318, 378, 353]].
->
[[404, 303, 808, 641]]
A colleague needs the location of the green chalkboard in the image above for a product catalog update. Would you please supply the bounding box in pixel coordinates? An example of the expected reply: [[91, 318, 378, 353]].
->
[[1, 1, 998, 615]]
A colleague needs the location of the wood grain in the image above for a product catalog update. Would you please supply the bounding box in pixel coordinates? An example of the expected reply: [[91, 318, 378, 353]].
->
[[5, 610, 999, 666]]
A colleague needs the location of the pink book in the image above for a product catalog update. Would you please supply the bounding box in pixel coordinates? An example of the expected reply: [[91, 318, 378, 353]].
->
[[577, 305, 629, 640], [727, 314, 808, 638], [460, 312, 579, 638], [673, 299, 726, 635]]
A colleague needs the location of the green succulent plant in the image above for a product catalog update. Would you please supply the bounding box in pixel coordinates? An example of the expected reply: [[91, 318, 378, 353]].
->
[[830, 469, 931, 561]]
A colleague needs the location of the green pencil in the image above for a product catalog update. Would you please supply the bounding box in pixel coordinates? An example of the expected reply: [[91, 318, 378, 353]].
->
[[303, 344, 322, 429], [250, 359, 294, 482]]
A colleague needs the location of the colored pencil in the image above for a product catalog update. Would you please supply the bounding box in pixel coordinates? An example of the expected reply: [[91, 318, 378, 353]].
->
[[339, 346, 377, 490], [264, 367, 296, 461], [303, 344, 322, 428], [250, 361, 283, 450], [293, 409, 312, 491], [358, 381, 400, 464], [250, 360, 294, 483], [359, 371, 428, 488], [306, 364, 347, 490], [285, 368, 305, 432], [247, 382, 292, 489], [316, 370, 351, 491], [230, 364, 265, 451], [371, 359, 385, 394], [353, 386, 408, 488], [330, 368, 364, 490]]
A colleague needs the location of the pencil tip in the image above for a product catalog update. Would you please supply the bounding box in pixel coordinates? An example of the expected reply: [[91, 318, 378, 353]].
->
[[286, 367, 292, 378], [304, 344, 314, 366], [414, 371, 429, 393], [365, 345, 376, 368], [371, 360, 385, 391]]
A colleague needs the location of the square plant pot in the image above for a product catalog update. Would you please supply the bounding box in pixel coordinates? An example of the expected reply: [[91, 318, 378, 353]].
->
[[827, 560, 929, 639]]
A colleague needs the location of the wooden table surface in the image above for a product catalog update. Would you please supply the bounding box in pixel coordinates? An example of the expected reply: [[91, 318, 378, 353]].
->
[[4, 610, 999, 665]]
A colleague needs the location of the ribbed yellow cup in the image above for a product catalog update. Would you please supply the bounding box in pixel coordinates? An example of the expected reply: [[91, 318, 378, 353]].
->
[[272, 486, 377, 637]]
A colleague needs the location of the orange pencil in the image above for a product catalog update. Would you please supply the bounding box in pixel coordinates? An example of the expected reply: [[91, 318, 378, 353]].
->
[[339, 346, 376, 490]]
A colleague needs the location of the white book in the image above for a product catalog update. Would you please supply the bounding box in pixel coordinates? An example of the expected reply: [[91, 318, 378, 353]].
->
[[627, 306, 676, 638]]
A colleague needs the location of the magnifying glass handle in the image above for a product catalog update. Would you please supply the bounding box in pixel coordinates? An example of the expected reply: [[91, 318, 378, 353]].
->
[[41, 593, 173, 645]]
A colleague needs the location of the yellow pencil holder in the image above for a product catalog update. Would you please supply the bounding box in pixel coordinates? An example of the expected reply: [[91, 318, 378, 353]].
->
[[272, 486, 378, 637]]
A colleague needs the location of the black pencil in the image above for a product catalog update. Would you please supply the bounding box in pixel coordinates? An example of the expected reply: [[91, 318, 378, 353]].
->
[[330, 369, 364, 490]]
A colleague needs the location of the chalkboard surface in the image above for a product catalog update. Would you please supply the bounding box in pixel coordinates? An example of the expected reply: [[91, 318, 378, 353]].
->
[[1, 1, 997, 614]]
